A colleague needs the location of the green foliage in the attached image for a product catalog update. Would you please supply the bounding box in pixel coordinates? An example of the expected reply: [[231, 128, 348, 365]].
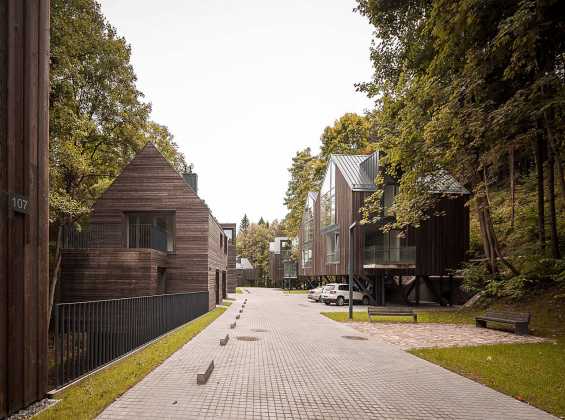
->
[[240, 214, 250, 231], [49, 0, 187, 227], [284, 113, 371, 238], [236, 222, 275, 284]]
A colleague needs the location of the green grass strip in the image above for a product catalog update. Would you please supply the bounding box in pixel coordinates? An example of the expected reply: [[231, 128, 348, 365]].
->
[[283, 290, 309, 294], [321, 310, 479, 324], [410, 340, 565, 418], [37, 307, 226, 420]]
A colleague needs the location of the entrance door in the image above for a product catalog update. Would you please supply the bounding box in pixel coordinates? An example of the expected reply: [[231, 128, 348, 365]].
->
[[222, 271, 227, 298], [215, 270, 220, 304]]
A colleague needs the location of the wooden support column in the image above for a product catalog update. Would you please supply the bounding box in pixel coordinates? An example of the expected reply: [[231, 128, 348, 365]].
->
[[0, 0, 49, 416]]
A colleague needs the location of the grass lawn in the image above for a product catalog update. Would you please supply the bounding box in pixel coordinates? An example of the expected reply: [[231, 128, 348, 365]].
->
[[37, 307, 226, 420], [321, 309, 479, 324], [321, 289, 565, 418], [222, 300, 233, 307], [283, 290, 309, 294], [410, 339, 565, 418], [236, 287, 245, 294]]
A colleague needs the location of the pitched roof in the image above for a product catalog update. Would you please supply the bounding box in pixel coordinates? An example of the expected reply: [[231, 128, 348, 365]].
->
[[331, 155, 377, 192], [329, 153, 469, 195], [236, 257, 254, 270]]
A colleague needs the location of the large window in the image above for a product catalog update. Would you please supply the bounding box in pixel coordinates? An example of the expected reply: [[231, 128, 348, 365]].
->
[[326, 232, 339, 263], [364, 228, 415, 265], [127, 212, 175, 253], [320, 162, 336, 228]]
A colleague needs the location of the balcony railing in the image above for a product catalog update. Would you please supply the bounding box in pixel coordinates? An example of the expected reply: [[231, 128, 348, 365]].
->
[[128, 224, 167, 253], [63, 224, 168, 253], [363, 245, 416, 266], [283, 261, 297, 279], [63, 224, 108, 249]]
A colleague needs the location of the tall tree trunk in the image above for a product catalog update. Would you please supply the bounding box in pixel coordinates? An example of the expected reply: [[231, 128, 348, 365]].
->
[[509, 146, 515, 228], [543, 111, 565, 202], [535, 136, 546, 254], [476, 195, 497, 273], [48, 222, 64, 328], [547, 145, 561, 259]]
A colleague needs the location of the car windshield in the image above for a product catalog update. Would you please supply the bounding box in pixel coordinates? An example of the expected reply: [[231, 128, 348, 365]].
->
[[325, 285, 335, 291]]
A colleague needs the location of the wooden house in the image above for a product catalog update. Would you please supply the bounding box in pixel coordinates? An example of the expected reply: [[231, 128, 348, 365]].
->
[[60, 143, 228, 310], [221, 223, 237, 294], [0, 1, 50, 416], [297, 152, 470, 306], [236, 257, 258, 287], [268, 237, 296, 288]]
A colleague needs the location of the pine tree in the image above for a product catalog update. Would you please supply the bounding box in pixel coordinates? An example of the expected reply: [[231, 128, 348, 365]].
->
[[240, 214, 249, 231], [258, 217, 265, 225]]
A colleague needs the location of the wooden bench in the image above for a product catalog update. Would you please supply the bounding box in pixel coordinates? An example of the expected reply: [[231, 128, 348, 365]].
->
[[475, 311, 530, 336], [367, 306, 417, 323]]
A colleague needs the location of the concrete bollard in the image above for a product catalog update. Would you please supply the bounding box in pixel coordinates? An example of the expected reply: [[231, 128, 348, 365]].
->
[[230, 322, 236, 329], [220, 334, 229, 346], [197, 361, 214, 385]]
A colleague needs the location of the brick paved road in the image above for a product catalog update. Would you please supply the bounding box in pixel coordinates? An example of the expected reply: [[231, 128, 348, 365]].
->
[[98, 288, 553, 419]]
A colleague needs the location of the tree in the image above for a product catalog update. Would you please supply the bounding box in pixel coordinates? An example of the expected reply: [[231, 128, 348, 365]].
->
[[48, 0, 187, 318], [258, 217, 265, 225], [356, 0, 565, 273], [240, 214, 250, 231], [236, 223, 274, 285], [283, 148, 324, 237], [319, 113, 372, 162]]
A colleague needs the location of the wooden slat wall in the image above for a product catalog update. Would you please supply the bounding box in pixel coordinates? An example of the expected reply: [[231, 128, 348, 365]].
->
[[0, 0, 49, 416], [416, 195, 470, 275], [269, 253, 283, 287], [221, 223, 237, 293], [60, 143, 226, 310], [61, 249, 167, 301], [207, 215, 228, 308]]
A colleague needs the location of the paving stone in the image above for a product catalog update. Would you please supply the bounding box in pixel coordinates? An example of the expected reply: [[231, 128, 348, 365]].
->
[[98, 288, 554, 420]]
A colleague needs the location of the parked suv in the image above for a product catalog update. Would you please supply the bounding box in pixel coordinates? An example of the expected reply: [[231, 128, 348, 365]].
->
[[307, 286, 325, 302], [321, 283, 369, 306]]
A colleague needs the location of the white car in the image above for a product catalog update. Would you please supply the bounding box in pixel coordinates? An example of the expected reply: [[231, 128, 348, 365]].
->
[[307, 286, 325, 302], [321, 283, 370, 306]]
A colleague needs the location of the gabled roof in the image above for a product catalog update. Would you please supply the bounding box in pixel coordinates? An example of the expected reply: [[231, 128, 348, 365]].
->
[[329, 153, 469, 195], [331, 155, 377, 192], [236, 257, 254, 270]]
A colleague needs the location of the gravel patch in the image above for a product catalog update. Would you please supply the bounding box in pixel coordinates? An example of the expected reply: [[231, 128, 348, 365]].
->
[[6, 399, 58, 419], [349, 322, 547, 350]]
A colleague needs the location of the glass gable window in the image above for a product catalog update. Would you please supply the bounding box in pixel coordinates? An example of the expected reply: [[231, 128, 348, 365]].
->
[[320, 162, 336, 228], [326, 232, 339, 263], [127, 212, 175, 253], [223, 228, 234, 241]]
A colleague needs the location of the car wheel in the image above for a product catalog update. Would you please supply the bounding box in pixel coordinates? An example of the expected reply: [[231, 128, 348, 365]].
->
[[324, 301, 330, 305], [336, 296, 344, 306], [362, 296, 369, 305]]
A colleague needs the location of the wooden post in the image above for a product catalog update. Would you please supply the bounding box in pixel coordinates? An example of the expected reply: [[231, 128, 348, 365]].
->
[[0, 0, 49, 416]]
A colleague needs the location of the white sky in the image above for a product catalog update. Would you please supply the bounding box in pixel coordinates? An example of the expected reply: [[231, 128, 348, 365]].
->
[[99, 0, 374, 226]]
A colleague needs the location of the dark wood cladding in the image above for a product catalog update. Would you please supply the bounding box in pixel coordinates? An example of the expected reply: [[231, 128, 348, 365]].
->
[[221, 223, 237, 293], [298, 157, 469, 283], [269, 253, 283, 288], [0, 0, 50, 416], [415, 196, 469, 275], [60, 143, 227, 310], [61, 249, 168, 301]]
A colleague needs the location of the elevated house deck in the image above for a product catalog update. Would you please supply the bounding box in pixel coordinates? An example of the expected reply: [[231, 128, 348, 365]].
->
[[60, 143, 228, 310], [298, 152, 470, 306]]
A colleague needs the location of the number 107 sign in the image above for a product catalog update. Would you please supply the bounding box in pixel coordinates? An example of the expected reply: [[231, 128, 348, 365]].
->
[[11, 193, 30, 214]]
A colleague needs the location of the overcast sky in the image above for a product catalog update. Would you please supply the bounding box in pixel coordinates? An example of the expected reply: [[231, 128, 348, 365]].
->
[[98, 0, 374, 226]]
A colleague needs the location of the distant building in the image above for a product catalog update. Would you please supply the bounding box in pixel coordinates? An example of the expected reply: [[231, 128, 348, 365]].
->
[[269, 237, 297, 288], [236, 256, 258, 286]]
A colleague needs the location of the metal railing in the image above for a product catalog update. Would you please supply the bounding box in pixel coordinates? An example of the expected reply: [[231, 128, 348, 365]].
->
[[283, 261, 297, 279], [63, 224, 108, 249], [128, 224, 168, 252], [53, 292, 208, 388], [363, 245, 416, 265]]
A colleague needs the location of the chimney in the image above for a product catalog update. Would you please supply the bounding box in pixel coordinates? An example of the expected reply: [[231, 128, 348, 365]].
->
[[183, 172, 198, 194]]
